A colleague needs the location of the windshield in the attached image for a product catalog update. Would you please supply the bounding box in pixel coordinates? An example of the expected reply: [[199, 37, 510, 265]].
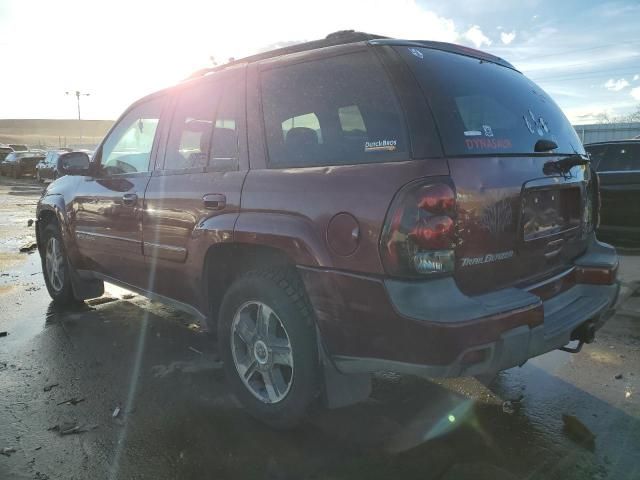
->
[[396, 47, 585, 156]]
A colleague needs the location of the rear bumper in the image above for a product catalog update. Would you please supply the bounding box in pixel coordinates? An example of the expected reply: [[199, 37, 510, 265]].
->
[[300, 236, 619, 378]]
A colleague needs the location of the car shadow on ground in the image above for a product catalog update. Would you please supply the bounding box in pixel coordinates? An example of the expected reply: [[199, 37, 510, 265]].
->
[[3, 298, 638, 480]]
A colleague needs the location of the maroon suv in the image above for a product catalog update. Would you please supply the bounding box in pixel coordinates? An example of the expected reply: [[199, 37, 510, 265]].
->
[[36, 31, 619, 427]]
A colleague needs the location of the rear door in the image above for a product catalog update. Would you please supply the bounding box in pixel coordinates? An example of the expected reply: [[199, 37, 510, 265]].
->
[[594, 142, 640, 237], [142, 69, 247, 306], [395, 46, 592, 294]]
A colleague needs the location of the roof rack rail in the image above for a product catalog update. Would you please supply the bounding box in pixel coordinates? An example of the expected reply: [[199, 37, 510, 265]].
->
[[186, 30, 387, 80]]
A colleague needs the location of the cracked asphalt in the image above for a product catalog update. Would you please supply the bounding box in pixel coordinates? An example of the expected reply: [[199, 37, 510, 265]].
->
[[1, 177, 639, 480]]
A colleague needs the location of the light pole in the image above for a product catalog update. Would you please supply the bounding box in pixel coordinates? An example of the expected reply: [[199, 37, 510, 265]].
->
[[65, 90, 90, 120]]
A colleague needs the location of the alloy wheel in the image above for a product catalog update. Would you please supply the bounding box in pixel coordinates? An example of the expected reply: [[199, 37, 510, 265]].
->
[[45, 237, 64, 292], [230, 301, 294, 404]]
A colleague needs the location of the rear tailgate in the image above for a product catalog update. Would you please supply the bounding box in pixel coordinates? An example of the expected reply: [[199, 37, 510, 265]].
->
[[449, 156, 590, 294], [394, 45, 592, 294]]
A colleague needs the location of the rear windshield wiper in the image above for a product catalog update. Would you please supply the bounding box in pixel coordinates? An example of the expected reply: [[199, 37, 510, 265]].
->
[[541, 144, 590, 176]]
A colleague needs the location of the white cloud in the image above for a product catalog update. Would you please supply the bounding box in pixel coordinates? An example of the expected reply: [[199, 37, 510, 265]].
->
[[604, 78, 630, 91], [463, 25, 492, 48], [634, 74, 640, 81], [631, 87, 640, 101], [500, 31, 516, 45]]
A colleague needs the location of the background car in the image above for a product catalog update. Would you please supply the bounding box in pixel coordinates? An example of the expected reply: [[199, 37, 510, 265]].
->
[[585, 139, 640, 245], [36, 148, 73, 182], [0, 144, 14, 162], [8, 143, 28, 151], [0, 150, 45, 178]]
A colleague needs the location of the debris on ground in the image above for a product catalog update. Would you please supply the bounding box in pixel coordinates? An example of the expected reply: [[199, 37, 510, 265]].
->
[[121, 293, 135, 300], [27, 219, 33, 227], [562, 414, 596, 448], [86, 296, 118, 306], [188, 346, 203, 355], [19, 242, 37, 253], [0, 447, 16, 457], [112, 406, 121, 418], [502, 401, 515, 414], [0, 331, 7, 338], [615, 373, 623, 380], [43, 383, 59, 392], [48, 422, 97, 436], [57, 397, 85, 406]]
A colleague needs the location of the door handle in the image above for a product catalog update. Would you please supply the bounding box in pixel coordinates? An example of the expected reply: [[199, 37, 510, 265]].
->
[[122, 193, 138, 206], [203, 193, 226, 210]]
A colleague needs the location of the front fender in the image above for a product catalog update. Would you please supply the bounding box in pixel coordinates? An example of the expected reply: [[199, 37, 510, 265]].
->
[[37, 192, 82, 269]]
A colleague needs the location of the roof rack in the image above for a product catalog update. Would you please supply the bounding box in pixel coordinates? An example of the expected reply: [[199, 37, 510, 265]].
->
[[186, 30, 387, 80]]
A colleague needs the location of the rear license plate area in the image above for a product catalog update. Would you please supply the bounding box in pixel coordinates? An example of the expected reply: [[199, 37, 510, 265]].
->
[[522, 187, 581, 241]]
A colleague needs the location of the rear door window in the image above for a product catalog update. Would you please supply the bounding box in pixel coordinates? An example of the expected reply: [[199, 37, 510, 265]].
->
[[260, 51, 408, 168], [164, 80, 240, 172], [596, 143, 640, 172], [396, 47, 584, 156], [164, 84, 220, 171]]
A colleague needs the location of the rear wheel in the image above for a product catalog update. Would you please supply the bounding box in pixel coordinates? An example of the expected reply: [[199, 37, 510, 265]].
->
[[218, 268, 321, 428], [41, 223, 77, 305]]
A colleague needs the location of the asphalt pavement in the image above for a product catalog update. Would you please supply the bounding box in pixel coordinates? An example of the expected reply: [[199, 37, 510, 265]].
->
[[1, 177, 639, 480]]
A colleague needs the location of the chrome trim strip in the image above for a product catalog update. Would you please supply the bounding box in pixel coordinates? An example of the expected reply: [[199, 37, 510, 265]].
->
[[143, 242, 187, 253], [75, 230, 139, 244]]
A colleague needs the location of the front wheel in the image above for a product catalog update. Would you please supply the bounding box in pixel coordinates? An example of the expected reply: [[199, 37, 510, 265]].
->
[[41, 223, 77, 305], [218, 268, 321, 428]]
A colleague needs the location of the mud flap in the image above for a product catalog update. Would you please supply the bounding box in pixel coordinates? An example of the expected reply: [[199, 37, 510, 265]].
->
[[316, 332, 372, 409], [69, 265, 104, 301]]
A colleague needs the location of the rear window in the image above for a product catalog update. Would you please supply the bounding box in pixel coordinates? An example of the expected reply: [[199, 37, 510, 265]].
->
[[260, 51, 408, 168], [396, 47, 584, 156]]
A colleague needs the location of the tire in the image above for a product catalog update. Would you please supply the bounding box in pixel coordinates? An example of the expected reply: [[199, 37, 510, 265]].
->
[[41, 222, 78, 305], [218, 267, 321, 428]]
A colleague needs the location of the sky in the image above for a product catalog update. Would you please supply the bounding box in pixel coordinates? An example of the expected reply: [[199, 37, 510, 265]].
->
[[0, 0, 638, 124]]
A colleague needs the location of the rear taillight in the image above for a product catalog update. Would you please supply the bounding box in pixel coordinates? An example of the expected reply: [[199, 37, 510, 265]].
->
[[380, 181, 456, 277]]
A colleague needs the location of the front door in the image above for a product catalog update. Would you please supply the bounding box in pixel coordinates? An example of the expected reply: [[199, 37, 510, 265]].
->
[[72, 95, 167, 288]]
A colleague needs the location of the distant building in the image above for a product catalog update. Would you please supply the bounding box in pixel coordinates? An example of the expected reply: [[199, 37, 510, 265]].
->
[[574, 122, 640, 144]]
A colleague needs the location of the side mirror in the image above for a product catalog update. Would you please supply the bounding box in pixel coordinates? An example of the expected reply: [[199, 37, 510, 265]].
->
[[59, 151, 91, 176]]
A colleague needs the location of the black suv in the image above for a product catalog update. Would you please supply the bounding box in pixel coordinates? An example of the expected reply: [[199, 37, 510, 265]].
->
[[585, 140, 640, 244]]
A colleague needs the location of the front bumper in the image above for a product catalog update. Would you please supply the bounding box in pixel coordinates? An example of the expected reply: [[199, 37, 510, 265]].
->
[[300, 237, 619, 378]]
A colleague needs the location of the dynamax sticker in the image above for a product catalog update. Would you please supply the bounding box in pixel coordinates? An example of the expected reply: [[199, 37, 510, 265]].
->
[[460, 250, 514, 267], [365, 139, 397, 152]]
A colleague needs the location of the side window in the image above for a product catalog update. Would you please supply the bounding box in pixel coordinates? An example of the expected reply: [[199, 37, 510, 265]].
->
[[210, 86, 239, 166], [164, 80, 239, 171], [164, 84, 220, 171], [260, 51, 408, 168], [100, 96, 164, 175], [598, 144, 640, 172]]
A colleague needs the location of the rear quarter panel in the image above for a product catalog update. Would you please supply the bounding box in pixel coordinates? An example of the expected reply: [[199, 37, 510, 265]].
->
[[237, 159, 449, 273]]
